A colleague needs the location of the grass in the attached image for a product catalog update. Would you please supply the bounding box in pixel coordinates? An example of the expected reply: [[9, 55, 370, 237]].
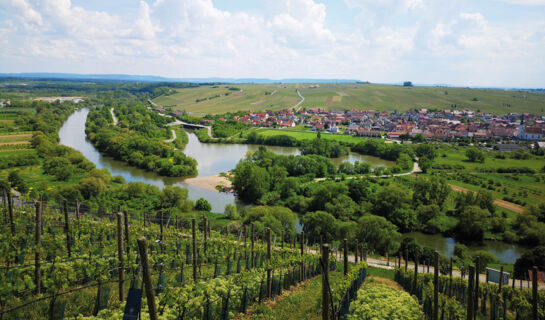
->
[[367, 266, 396, 280], [153, 83, 545, 115], [244, 270, 344, 320], [154, 84, 301, 115], [254, 128, 364, 143]]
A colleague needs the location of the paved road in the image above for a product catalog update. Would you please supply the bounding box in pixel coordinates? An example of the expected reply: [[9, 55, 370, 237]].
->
[[320, 249, 545, 290], [110, 108, 118, 125]]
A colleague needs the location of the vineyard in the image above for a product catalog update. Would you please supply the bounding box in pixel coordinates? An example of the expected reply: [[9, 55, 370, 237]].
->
[[0, 194, 371, 320]]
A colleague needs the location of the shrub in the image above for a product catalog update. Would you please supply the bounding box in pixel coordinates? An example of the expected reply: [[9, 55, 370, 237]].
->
[[348, 281, 424, 320]]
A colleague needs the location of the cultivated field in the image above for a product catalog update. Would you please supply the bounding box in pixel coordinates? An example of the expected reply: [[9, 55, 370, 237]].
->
[[153, 83, 545, 115]]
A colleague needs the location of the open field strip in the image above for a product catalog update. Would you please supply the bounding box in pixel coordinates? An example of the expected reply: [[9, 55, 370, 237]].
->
[[153, 83, 545, 115]]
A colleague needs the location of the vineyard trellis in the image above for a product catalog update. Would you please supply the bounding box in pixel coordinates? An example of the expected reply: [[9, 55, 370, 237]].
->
[[394, 252, 545, 320], [0, 194, 328, 319]]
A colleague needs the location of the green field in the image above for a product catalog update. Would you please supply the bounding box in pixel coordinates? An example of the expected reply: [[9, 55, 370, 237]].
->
[[254, 128, 366, 143], [153, 83, 545, 115]]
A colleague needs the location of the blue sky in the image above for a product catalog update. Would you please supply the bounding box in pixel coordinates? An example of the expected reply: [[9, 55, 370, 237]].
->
[[0, 0, 544, 87]]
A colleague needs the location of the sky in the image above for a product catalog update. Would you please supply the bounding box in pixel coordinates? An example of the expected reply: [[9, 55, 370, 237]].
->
[[0, 0, 544, 87]]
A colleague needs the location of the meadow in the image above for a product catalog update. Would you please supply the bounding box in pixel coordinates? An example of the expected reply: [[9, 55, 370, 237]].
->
[[153, 83, 545, 115]]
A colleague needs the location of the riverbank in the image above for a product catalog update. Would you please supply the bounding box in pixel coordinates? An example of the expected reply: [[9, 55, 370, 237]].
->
[[184, 173, 233, 192]]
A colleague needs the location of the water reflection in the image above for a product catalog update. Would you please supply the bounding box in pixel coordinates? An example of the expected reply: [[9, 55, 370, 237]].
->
[[403, 232, 526, 264]]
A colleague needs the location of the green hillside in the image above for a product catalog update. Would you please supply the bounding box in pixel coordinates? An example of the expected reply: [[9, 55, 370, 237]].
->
[[153, 83, 545, 115]]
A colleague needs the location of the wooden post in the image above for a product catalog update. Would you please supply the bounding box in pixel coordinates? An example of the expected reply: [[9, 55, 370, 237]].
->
[[35, 201, 41, 294], [363, 247, 367, 262], [251, 223, 255, 269], [343, 238, 348, 276], [499, 265, 504, 292], [355, 240, 358, 263], [387, 252, 390, 266], [300, 232, 305, 281], [7, 188, 14, 235], [192, 218, 197, 282], [413, 251, 419, 294], [449, 257, 453, 297], [474, 256, 480, 314], [532, 266, 538, 320], [203, 216, 208, 255], [322, 244, 330, 320], [63, 200, 71, 257], [116, 213, 124, 301], [2, 187, 7, 223], [243, 225, 247, 259], [467, 265, 474, 320], [137, 237, 158, 320], [405, 248, 408, 272], [433, 252, 439, 320], [123, 210, 130, 257], [267, 228, 272, 299]]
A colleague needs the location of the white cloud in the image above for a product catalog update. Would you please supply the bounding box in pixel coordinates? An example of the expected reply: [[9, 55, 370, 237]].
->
[[495, 0, 545, 5], [0, 0, 543, 86]]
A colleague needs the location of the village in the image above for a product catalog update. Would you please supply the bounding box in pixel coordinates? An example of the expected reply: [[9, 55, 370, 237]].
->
[[223, 107, 545, 141]]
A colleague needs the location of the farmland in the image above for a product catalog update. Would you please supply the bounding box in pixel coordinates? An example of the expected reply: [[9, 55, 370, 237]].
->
[[153, 83, 545, 115]]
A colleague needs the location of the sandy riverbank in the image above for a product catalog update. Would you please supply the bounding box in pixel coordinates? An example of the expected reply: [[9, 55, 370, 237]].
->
[[184, 174, 233, 192]]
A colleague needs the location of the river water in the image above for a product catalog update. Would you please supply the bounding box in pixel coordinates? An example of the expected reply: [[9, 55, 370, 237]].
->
[[59, 108, 391, 213], [58, 109, 525, 263]]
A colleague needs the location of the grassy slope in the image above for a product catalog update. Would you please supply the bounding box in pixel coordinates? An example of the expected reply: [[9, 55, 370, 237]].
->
[[154, 83, 545, 115], [244, 266, 398, 320]]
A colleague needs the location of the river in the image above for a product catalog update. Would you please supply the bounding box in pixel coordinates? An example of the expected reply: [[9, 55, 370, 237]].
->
[[59, 109, 525, 263], [59, 108, 392, 213]]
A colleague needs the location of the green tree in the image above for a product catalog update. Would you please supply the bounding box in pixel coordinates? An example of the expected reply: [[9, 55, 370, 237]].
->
[[457, 205, 490, 241], [514, 246, 545, 278], [415, 144, 437, 160], [302, 211, 339, 243], [418, 156, 433, 173], [224, 203, 239, 219], [195, 198, 212, 211], [465, 147, 485, 162], [158, 186, 189, 210], [357, 215, 400, 255], [471, 250, 496, 273], [412, 177, 451, 209], [8, 171, 27, 193], [396, 153, 412, 171], [416, 204, 440, 225], [233, 161, 270, 203]]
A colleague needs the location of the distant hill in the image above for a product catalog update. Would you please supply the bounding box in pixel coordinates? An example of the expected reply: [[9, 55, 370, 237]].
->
[[0, 73, 360, 84]]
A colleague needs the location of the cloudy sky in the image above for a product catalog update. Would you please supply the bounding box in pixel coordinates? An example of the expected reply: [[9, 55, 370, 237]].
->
[[0, 0, 544, 87]]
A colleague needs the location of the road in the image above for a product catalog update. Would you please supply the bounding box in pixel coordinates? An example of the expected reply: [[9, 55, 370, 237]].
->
[[292, 89, 304, 111], [110, 108, 118, 125], [318, 249, 545, 290], [163, 129, 176, 143], [315, 160, 421, 182], [449, 184, 524, 213]]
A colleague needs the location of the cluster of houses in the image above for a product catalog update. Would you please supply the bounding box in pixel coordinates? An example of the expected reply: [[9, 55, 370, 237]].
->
[[228, 108, 545, 141]]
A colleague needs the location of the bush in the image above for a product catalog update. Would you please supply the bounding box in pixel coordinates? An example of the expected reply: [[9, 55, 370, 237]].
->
[[195, 198, 212, 212], [348, 281, 425, 320]]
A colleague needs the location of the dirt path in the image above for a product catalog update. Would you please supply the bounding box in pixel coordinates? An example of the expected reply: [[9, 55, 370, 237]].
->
[[163, 129, 176, 143], [315, 161, 421, 182], [291, 89, 304, 111], [110, 108, 118, 125], [449, 184, 524, 213]]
